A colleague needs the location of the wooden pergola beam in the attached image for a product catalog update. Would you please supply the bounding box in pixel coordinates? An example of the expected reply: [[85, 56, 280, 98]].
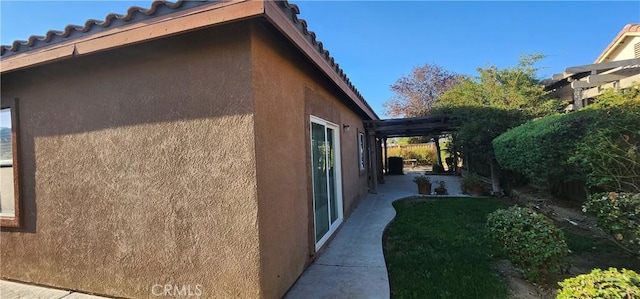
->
[[565, 57, 640, 74], [586, 73, 626, 83]]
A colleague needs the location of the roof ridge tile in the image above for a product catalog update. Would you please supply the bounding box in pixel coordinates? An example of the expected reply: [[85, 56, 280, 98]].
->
[[0, 0, 207, 55]]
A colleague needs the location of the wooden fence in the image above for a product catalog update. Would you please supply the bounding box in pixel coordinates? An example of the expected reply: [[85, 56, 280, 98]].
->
[[385, 143, 437, 165]]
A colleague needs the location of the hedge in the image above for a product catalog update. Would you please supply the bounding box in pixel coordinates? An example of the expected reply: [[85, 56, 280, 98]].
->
[[492, 110, 597, 189]]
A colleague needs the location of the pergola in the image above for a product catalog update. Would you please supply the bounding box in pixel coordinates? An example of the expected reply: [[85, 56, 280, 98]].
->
[[545, 57, 640, 109], [364, 114, 457, 193]]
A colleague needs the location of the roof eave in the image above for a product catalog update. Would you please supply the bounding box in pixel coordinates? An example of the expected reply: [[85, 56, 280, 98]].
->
[[0, 0, 379, 120], [594, 24, 640, 63], [0, 0, 264, 74], [263, 1, 378, 120]]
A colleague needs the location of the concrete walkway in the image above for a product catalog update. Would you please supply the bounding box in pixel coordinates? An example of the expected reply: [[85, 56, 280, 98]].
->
[[1, 170, 463, 299], [285, 171, 465, 299], [0, 280, 109, 299]]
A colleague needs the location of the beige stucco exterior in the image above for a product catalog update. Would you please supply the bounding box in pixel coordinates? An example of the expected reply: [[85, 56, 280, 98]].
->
[[600, 35, 640, 62], [549, 24, 640, 107], [581, 33, 640, 98], [1, 9, 373, 298]]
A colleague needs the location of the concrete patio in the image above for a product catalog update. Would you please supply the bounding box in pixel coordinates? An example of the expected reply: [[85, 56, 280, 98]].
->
[[284, 170, 465, 299], [0, 280, 109, 299]]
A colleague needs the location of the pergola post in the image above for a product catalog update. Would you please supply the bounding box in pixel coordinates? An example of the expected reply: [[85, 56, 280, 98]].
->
[[490, 159, 501, 195], [434, 135, 442, 167], [573, 87, 583, 110], [368, 131, 378, 194], [377, 138, 384, 184], [383, 138, 388, 174]]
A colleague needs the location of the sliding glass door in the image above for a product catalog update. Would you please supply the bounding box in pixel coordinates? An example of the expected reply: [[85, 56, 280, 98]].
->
[[310, 116, 343, 250]]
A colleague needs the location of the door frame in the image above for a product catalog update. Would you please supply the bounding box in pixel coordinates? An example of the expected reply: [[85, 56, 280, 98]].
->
[[309, 115, 344, 251]]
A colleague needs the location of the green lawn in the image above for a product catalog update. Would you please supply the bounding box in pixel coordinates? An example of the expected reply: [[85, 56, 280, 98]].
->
[[383, 197, 509, 299]]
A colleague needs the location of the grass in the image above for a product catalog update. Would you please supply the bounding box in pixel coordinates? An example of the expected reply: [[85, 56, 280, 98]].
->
[[383, 197, 509, 299], [564, 229, 618, 255]]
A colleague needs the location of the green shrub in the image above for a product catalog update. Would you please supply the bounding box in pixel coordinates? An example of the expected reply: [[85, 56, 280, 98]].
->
[[387, 145, 437, 165], [494, 84, 640, 194], [433, 106, 528, 179], [486, 206, 569, 281], [413, 175, 431, 185], [557, 268, 640, 299], [461, 172, 486, 195], [493, 110, 596, 190], [571, 93, 640, 193], [584, 192, 640, 255]]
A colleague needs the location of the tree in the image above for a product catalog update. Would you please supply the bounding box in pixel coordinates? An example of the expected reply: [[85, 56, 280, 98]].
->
[[431, 54, 562, 191], [435, 53, 563, 117], [383, 63, 461, 118], [572, 84, 640, 193]]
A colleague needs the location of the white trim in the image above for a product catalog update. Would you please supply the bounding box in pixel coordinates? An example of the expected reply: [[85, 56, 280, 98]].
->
[[358, 132, 366, 172], [309, 115, 343, 251]]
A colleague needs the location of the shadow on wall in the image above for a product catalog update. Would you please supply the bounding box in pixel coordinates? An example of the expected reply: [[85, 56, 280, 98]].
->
[[0, 23, 254, 235]]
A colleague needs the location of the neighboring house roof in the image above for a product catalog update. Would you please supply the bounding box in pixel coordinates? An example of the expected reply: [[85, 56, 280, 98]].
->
[[544, 57, 640, 91], [545, 23, 640, 92], [595, 23, 640, 63], [0, 0, 379, 120]]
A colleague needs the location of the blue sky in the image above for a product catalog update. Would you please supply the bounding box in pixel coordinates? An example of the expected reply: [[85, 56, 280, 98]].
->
[[2, 1, 639, 118]]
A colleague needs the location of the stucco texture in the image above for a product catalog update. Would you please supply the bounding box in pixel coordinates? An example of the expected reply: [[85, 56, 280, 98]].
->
[[1, 23, 261, 298], [0, 18, 372, 299], [250, 21, 370, 298]]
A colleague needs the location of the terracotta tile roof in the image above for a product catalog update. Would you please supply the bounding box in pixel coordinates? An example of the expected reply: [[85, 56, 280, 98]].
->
[[595, 23, 640, 63], [0, 0, 213, 56], [273, 1, 370, 107], [0, 0, 377, 119]]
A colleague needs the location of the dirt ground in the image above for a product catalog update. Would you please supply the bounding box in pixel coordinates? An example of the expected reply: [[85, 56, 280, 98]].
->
[[497, 188, 640, 298]]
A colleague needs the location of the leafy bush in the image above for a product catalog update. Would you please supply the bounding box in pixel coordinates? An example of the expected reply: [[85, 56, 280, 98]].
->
[[387, 145, 437, 165], [413, 175, 431, 185], [433, 106, 528, 175], [557, 268, 640, 299], [461, 172, 486, 195], [494, 84, 640, 194], [571, 87, 640, 193], [432, 54, 562, 183], [486, 206, 569, 281], [584, 192, 640, 254], [493, 110, 596, 190]]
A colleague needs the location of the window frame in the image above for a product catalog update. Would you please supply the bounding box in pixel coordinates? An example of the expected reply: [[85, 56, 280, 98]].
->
[[358, 131, 366, 175], [1, 98, 21, 228]]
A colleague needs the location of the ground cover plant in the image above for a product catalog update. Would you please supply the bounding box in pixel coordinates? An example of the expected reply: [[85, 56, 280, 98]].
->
[[557, 268, 640, 299], [486, 206, 569, 281], [584, 192, 640, 254], [383, 197, 509, 298], [494, 85, 640, 256]]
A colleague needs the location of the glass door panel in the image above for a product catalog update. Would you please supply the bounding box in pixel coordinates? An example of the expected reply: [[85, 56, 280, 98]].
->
[[311, 122, 329, 241], [310, 117, 343, 249], [327, 128, 338, 223]]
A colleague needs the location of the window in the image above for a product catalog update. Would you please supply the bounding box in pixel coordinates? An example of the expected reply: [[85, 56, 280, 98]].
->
[[1, 98, 20, 227], [358, 132, 366, 173], [634, 42, 640, 58]]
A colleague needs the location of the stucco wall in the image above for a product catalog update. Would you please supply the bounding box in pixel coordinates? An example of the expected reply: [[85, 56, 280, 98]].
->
[[604, 35, 640, 62], [249, 21, 370, 298], [1, 23, 262, 298]]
